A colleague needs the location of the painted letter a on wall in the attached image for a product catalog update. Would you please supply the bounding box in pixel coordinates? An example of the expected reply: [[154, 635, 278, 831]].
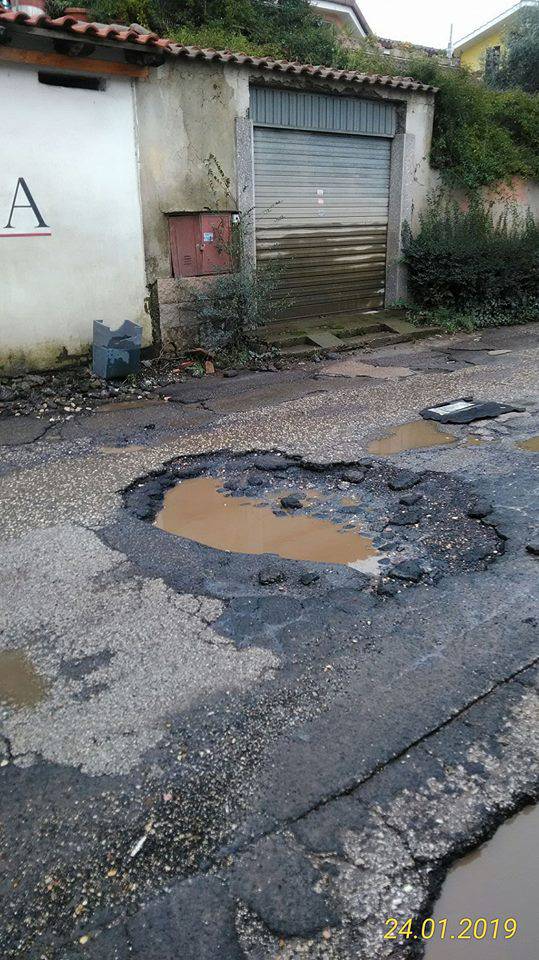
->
[[3, 178, 50, 234]]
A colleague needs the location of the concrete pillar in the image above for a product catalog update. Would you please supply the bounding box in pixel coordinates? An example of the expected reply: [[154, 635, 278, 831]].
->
[[235, 117, 256, 270], [385, 132, 415, 305]]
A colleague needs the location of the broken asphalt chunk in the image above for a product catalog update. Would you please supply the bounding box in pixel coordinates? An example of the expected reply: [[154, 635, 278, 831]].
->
[[377, 580, 400, 597], [340, 469, 366, 484], [389, 506, 425, 526], [172, 464, 205, 480], [299, 571, 320, 586], [389, 559, 430, 582], [258, 566, 287, 585], [388, 470, 422, 491], [280, 495, 303, 509], [421, 398, 523, 424], [253, 454, 295, 471], [399, 492, 423, 506], [467, 498, 493, 519]]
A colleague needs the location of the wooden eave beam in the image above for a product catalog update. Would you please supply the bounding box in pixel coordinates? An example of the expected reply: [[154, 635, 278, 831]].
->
[[0, 43, 149, 78]]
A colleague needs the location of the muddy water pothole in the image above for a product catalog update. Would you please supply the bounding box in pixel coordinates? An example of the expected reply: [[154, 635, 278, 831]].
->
[[154, 476, 378, 570], [368, 420, 457, 456], [122, 451, 503, 603], [0, 649, 48, 709], [424, 804, 539, 959]]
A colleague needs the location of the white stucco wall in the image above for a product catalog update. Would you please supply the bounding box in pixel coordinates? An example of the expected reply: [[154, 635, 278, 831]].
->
[[0, 63, 149, 373]]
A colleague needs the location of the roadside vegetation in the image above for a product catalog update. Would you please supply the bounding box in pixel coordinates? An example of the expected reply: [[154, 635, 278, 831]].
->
[[485, 3, 539, 95], [402, 198, 539, 331]]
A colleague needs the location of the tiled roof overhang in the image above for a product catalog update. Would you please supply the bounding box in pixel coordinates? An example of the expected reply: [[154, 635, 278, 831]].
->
[[0, 11, 437, 93]]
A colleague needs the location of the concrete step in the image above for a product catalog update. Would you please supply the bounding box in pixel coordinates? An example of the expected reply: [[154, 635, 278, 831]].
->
[[262, 310, 388, 335], [268, 325, 444, 359], [262, 319, 387, 348]]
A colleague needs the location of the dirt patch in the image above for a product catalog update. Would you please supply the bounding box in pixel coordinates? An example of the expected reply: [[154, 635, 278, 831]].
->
[[517, 435, 539, 452], [323, 360, 414, 379]]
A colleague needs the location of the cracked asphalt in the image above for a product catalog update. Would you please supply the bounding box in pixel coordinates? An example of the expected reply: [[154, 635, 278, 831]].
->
[[0, 324, 538, 959]]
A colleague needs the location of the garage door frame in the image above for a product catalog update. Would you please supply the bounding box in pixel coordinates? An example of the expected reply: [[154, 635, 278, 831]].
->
[[235, 83, 413, 309], [253, 125, 392, 319]]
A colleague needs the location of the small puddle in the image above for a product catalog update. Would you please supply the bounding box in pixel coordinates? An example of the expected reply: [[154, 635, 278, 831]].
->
[[98, 399, 163, 412], [424, 804, 539, 959], [154, 477, 378, 567], [0, 649, 48, 708], [368, 420, 457, 456], [323, 359, 414, 379], [517, 435, 539, 452], [99, 445, 146, 455]]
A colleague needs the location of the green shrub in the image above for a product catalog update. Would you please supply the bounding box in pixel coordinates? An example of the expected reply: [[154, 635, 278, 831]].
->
[[403, 59, 539, 191], [407, 303, 538, 333], [402, 197, 539, 321], [84, 0, 340, 64], [168, 23, 280, 59]]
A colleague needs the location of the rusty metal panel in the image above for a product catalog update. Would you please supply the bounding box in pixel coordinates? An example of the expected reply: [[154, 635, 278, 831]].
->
[[169, 214, 200, 278], [250, 86, 396, 138], [199, 213, 233, 276], [253, 127, 391, 319], [169, 213, 233, 278]]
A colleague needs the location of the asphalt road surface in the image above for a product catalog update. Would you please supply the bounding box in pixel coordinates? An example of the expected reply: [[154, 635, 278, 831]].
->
[[1, 325, 537, 959]]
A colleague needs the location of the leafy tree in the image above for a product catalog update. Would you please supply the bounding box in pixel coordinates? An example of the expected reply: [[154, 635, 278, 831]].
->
[[488, 4, 539, 93]]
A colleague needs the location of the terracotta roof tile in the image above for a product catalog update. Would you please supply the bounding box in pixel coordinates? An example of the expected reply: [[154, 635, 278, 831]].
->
[[0, 11, 437, 92]]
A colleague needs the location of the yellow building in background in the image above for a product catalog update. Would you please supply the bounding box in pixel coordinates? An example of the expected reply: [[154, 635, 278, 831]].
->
[[454, 1, 537, 72]]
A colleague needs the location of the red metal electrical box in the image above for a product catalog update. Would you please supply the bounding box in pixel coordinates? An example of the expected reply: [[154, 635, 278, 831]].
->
[[169, 213, 234, 278]]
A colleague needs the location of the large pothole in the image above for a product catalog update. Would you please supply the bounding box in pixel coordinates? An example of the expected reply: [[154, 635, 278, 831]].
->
[[120, 451, 503, 650]]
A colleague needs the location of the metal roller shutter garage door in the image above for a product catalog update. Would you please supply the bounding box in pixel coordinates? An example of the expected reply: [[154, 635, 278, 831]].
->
[[253, 127, 391, 320]]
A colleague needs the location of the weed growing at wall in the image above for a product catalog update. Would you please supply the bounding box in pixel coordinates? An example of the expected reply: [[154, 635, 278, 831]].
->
[[186, 155, 291, 354], [191, 263, 288, 354], [402, 196, 539, 328]]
